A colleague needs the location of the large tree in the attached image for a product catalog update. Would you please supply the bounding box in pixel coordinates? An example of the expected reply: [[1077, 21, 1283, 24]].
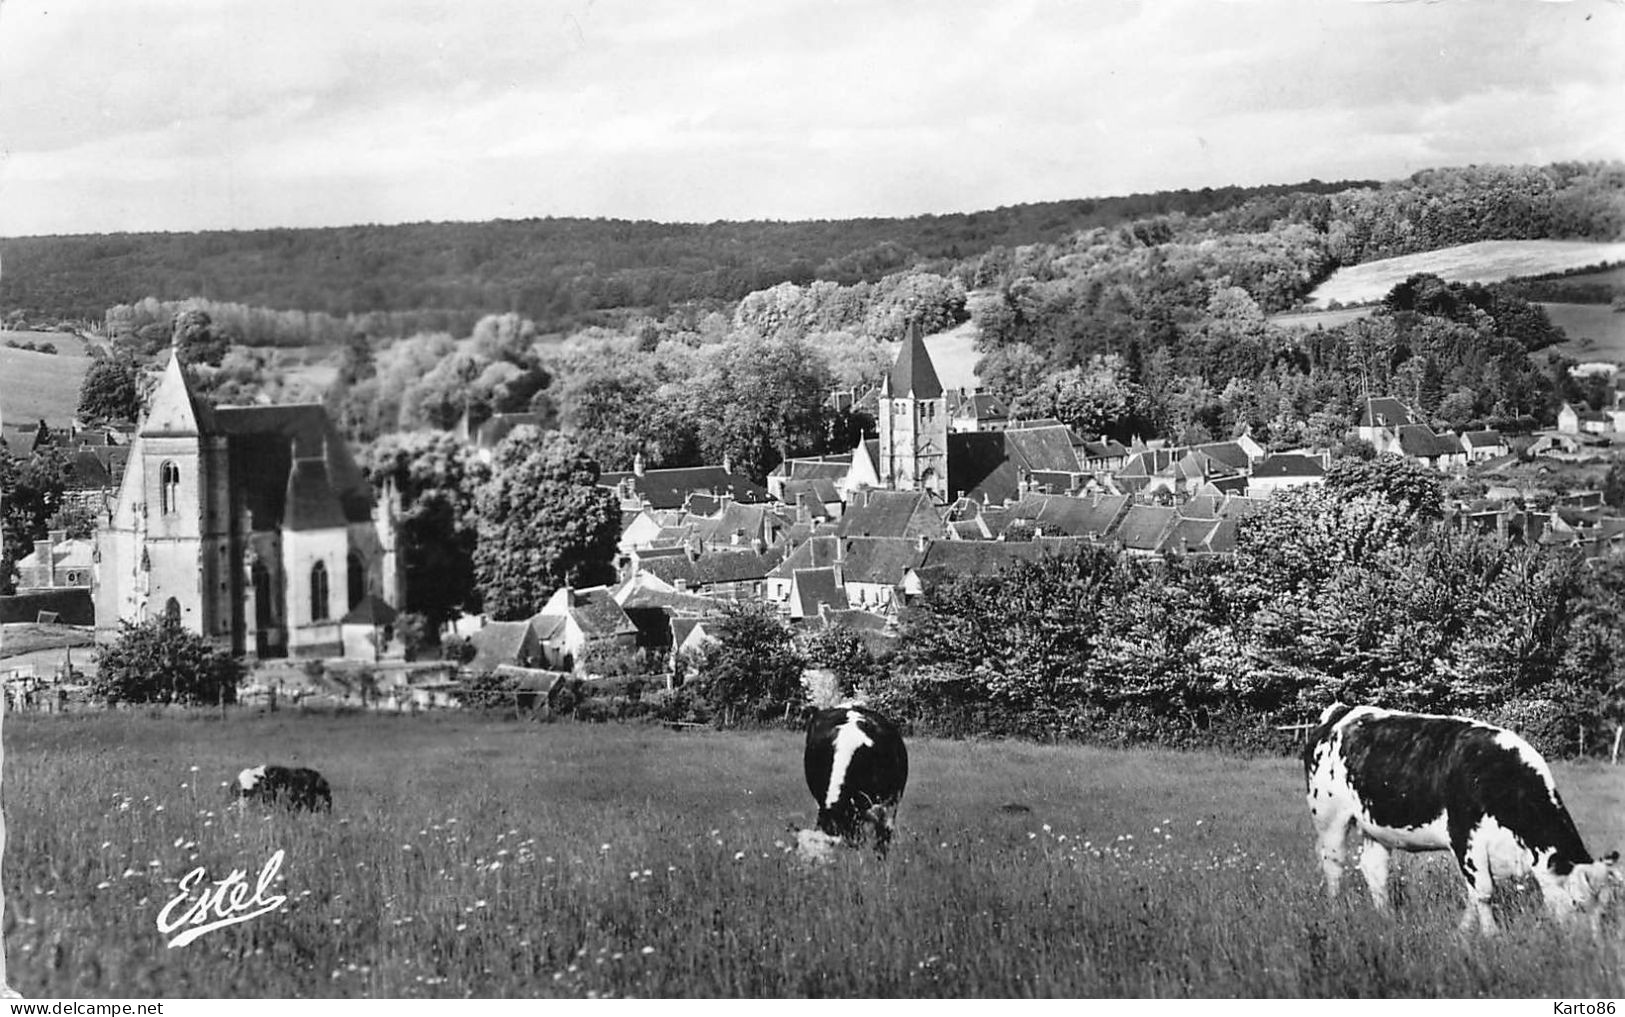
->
[[472, 427, 620, 621], [361, 431, 490, 635], [77, 352, 143, 423]]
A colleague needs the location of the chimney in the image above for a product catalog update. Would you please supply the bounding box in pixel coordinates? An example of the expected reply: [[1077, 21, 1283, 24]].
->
[[916, 533, 931, 553], [48, 528, 66, 546], [633, 452, 646, 477]]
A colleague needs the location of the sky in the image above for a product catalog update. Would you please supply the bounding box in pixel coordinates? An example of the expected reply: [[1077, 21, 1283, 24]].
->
[[0, 0, 1620, 237]]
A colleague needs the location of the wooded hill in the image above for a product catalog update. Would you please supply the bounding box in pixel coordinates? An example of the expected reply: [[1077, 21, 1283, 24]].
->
[[0, 180, 1375, 333]]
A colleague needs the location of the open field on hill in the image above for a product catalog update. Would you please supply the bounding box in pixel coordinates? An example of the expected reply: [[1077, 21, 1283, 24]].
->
[[4, 712, 1624, 998], [1307, 241, 1625, 308], [0, 341, 90, 428], [1546, 303, 1625, 365], [1268, 306, 1377, 332], [921, 321, 981, 393]]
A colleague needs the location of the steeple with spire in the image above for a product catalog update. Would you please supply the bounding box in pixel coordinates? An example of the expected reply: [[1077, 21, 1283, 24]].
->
[[877, 323, 949, 501]]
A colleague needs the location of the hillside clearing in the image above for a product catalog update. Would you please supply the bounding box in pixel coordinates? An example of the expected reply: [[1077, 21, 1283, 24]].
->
[[0, 343, 91, 427], [1308, 241, 1625, 308], [1545, 302, 1625, 365]]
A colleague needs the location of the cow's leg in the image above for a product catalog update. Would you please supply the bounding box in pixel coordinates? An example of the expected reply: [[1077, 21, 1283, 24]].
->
[[1358, 839, 1393, 912], [1456, 838, 1498, 936], [869, 804, 894, 857], [1313, 807, 1354, 902]]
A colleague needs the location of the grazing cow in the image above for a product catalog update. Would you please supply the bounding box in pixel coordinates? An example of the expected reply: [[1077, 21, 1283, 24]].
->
[[234, 765, 333, 812], [803, 704, 908, 855], [1305, 704, 1621, 935]]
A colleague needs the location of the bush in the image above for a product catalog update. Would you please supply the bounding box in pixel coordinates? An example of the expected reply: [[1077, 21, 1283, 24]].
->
[[91, 616, 243, 706]]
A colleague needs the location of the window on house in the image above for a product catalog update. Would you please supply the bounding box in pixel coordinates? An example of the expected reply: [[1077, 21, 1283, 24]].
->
[[159, 461, 181, 515], [311, 561, 330, 622]]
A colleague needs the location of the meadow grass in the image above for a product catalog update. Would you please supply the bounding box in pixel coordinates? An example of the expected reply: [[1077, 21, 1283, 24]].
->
[[1307, 240, 1625, 308], [0, 344, 91, 429], [1546, 303, 1625, 364], [4, 710, 1625, 998]]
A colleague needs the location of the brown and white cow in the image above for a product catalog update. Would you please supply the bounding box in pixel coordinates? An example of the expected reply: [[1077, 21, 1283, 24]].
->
[[1305, 704, 1621, 935], [803, 704, 908, 856]]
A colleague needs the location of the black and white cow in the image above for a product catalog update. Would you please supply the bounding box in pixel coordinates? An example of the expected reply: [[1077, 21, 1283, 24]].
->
[[803, 704, 908, 855], [234, 764, 333, 812], [1305, 703, 1621, 935]]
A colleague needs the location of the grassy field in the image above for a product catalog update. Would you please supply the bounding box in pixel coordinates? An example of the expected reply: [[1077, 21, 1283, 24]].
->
[[1546, 303, 1625, 365], [0, 336, 91, 429], [1307, 241, 1625, 309], [922, 321, 981, 393], [3, 712, 1624, 998]]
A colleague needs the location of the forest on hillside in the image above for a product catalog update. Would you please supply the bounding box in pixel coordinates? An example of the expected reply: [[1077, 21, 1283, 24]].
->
[[3, 179, 1382, 330]]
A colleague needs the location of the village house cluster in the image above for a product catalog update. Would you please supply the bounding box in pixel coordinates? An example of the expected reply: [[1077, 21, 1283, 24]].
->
[[9, 328, 1625, 699]]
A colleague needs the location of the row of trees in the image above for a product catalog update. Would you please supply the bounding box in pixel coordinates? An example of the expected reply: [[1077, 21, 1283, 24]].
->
[[683, 456, 1625, 758]]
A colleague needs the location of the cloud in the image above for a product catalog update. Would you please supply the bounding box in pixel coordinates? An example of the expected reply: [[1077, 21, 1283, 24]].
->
[[0, 0, 1620, 234]]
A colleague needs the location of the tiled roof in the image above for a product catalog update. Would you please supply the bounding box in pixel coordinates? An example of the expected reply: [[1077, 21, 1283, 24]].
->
[[469, 621, 536, 672], [1191, 441, 1253, 472], [1251, 453, 1326, 478], [1007, 493, 1128, 538], [836, 490, 946, 539], [839, 537, 924, 585], [909, 540, 1050, 586], [792, 567, 850, 616], [884, 325, 944, 399], [1396, 424, 1463, 459], [599, 465, 770, 510], [1112, 505, 1179, 551], [1360, 397, 1419, 429], [1159, 517, 1219, 554]]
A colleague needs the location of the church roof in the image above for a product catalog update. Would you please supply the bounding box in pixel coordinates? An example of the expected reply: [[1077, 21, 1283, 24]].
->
[[214, 405, 374, 529], [883, 326, 943, 400], [341, 594, 398, 626], [140, 352, 211, 437], [285, 458, 350, 530]]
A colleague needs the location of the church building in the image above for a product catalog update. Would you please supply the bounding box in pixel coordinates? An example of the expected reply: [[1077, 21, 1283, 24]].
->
[[93, 350, 400, 659], [876, 326, 950, 502]]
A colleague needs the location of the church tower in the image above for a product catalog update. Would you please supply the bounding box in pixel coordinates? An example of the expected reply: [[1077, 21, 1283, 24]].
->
[[877, 325, 949, 501], [132, 347, 232, 637]]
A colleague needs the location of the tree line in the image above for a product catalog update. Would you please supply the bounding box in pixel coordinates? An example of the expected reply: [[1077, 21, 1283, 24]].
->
[[2, 178, 1409, 330], [677, 456, 1625, 760]]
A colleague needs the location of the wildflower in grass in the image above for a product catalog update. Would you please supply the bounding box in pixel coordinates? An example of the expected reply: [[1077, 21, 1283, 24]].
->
[[456, 923, 468, 932], [641, 946, 654, 955], [600, 843, 611, 852], [95, 882, 111, 890], [733, 851, 745, 861]]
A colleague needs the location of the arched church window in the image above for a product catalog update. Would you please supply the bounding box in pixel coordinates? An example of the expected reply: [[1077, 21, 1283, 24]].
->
[[311, 561, 330, 622], [347, 552, 366, 611], [164, 597, 181, 625], [159, 462, 181, 515]]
